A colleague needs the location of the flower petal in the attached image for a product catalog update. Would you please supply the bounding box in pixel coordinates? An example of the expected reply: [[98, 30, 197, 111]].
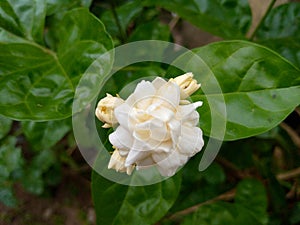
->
[[156, 81, 180, 108], [109, 126, 132, 154], [152, 151, 188, 176], [177, 126, 204, 155]]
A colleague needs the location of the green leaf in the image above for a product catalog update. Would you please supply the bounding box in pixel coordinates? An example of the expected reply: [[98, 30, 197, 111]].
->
[[143, 0, 251, 39], [182, 201, 264, 225], [128, 20, 170, 42], [0, 137, 23, 179], [101, 1, 143, 39], [0, 115, 12, 139], [92, 171, 181, 225], [21, 149, 57, 195], [46, 0, 92, 15], [202, 162, 225, 185], [235, 179, 268, 224], [0, 0, 46, 44], [22, 119, 71, 151], [256, 3, 300, 68], [0, 7, 113, 120], [182, 41, 300, 140], [0, 185, 17, 207]]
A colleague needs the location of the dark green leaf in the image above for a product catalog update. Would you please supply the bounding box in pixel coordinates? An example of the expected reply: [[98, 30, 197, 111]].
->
[[256, 3, 300, 68], [0, 185, 17, 207], [181, 41, 300, 140], [22, 119, 71, 151], [101, 1, 143, 38], [290, 202, 300, 224], [0, 7, 113, 120], [21, 149, 56, 194], [202, 162, 225, 184], [0, 115, 12, 139], [235, 179, 268, 224], [143, 0, 251, 39], [128, 20, 170, 42], [92, 171, 181, 225], [0, 137, 23, 178], [46, 0, 92, 15], [182, 201, 264, 225]]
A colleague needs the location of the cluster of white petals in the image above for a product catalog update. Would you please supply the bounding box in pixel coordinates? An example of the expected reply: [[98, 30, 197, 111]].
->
[[95, 73, 204, 177]]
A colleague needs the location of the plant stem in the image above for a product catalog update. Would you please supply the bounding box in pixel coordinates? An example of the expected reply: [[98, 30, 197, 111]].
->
[[249, 0, 277, 40], [110, 0, 126, 43]]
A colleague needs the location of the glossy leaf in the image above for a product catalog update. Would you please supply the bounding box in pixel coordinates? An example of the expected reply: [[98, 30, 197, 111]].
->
[[128, 20, 170, 42], [143, 0, 251, 39], [22, 119, 71, 151], [0, 115, 12, 139], [101, 1, 143, 38], [184, 41, 300, 140], [0, 0, 46, 44], [256, 3, 300, 68], [92, 171, 181, 225], [0, 7, 113, 120]]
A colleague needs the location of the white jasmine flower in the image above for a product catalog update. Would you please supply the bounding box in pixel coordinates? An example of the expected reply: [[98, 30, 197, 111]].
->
[[95, 94, 124, 128], [107, 76, 204, 176], [170, 72, 201, 99], [108, 149, 135, 175]]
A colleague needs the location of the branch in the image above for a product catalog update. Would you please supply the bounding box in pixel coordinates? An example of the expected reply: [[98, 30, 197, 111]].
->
[[280, 122, 300, 149], [168, 189, 236, 220], [276, 167, 300, 181], [169, 166, 300, 221]]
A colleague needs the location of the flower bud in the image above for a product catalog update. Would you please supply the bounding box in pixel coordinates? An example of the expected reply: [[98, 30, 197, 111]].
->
[[95, 94, 124, 128], [108, 149, 135, 175], [172, 72, 200, 99]]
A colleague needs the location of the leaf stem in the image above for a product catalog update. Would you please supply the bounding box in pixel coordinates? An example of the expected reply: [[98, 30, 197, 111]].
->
[[249, 0, 277, 40], [110, 0, 126, 43]]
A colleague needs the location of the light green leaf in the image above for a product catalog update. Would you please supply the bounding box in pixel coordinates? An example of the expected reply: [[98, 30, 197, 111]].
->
[[0, 115, 12, 139], [0, 0, 46, 44], [92, 171, 181, 225], [256, 3, 300, 68], [143, 0, 251, 39], [0, 7, 113, 120], [181, 41, 300, 140], [22, 119, 71, 151]]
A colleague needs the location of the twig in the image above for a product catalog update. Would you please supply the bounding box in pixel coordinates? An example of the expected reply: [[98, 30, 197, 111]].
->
[[169, 14, 180, 31], [169, 166, 300, 221], [295, 107, 300, 117], [280, 122, 300, 149], [276, 167, 300, 180], [249, 0, 277, 40], [169, 189, 236, 220], [216, 157, 247, 179]]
